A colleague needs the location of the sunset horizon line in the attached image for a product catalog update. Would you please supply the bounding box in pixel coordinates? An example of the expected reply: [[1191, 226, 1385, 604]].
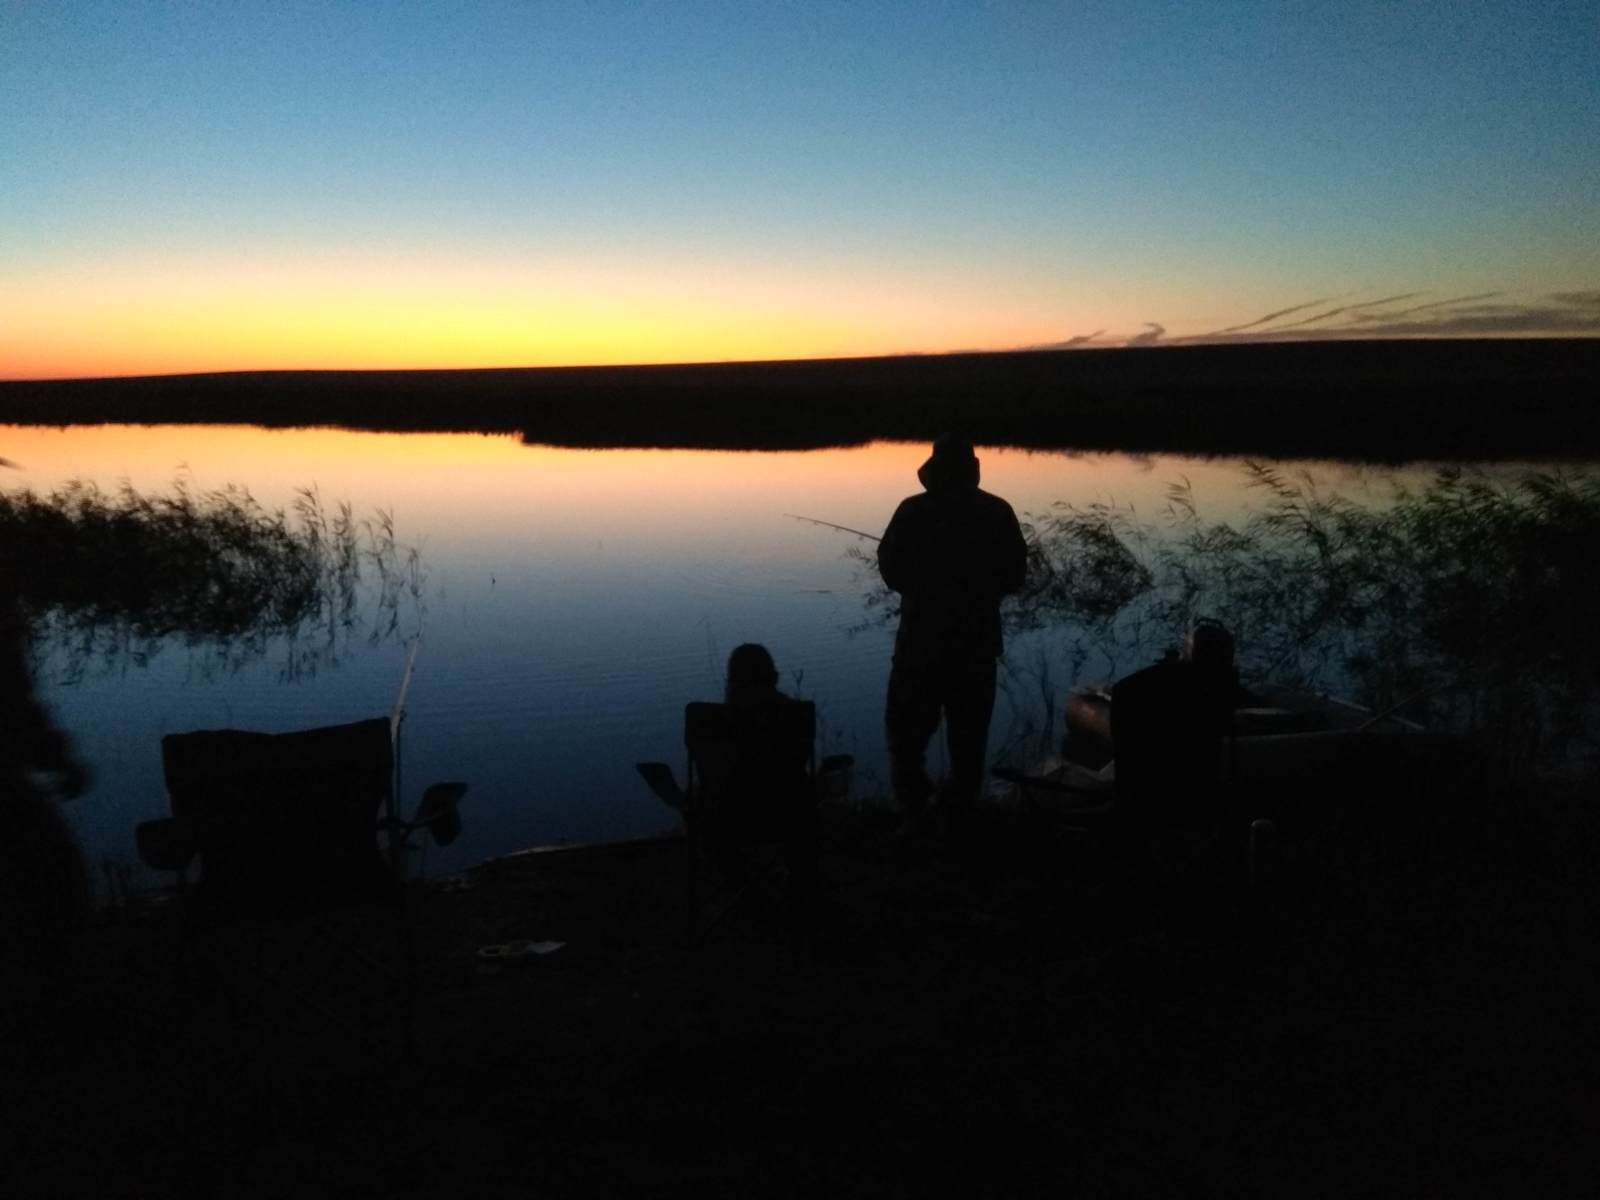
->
[[6, 330, 1597, 386]]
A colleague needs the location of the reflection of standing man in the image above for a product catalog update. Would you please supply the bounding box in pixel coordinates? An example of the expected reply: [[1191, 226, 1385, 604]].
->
[[879, 435, 1028, 819]]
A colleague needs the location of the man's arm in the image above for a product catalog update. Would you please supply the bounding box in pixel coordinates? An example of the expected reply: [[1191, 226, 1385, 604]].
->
[[996, 501, 1028, 595], [877, 500, 912, 594]]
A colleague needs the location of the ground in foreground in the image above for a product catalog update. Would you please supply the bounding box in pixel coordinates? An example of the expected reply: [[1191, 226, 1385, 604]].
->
[[8, 787, 1598, 1198]]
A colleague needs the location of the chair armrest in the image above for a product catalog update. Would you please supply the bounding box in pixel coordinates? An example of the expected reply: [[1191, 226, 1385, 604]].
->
[[378, 782, 467, 848], [635, 762, 685, 811], [413, 781, 467, 847], [136, 817, 195, 873]]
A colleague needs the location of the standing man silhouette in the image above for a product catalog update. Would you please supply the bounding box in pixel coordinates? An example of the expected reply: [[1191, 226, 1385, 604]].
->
[[878, 434, 1028, 822]]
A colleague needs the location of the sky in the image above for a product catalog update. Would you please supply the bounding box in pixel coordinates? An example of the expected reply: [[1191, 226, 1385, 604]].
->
[[3, 0, 1598, 379]]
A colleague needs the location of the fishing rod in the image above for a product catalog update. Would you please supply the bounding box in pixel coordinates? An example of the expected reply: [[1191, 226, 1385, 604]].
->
[[387, 636, 421, 856], [785, 513, 881, 542], [390, 635, 420, 739]]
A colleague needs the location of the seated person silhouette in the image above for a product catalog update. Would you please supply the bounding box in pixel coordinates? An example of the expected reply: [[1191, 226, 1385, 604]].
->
[[1110, 618, 1257, 835], [695, 644, 818, 899]]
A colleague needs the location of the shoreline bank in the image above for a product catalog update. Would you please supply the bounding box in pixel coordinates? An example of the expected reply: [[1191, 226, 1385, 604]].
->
[[6, 339, 1600, 463]]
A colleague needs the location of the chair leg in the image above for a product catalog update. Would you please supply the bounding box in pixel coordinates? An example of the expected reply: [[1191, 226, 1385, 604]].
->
[[685, 819, 700, 944], [1249, 818, 1276, 893], [398, 891, 418, 1059]]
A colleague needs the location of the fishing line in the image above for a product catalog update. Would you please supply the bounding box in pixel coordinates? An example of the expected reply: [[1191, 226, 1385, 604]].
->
[[389, 636, 421, 863], [785, 513, 881, 542]]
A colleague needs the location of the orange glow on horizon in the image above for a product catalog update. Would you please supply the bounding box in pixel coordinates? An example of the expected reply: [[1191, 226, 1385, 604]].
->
[[0, 249, 1088, 381], [9, 244, 1586, 382], [0, 303, 897, 381], [9, 250, 1587, 383]]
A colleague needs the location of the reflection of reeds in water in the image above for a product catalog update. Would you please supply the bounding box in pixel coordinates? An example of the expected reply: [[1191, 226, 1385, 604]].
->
[[858, 465, 1600, 776], [0, 477, 424, 683]]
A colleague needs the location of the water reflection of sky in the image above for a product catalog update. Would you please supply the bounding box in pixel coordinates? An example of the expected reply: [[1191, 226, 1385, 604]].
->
[[2, 424, 1514, 883]]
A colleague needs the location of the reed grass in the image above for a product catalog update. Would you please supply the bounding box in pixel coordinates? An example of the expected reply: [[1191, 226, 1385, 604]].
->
[[0, 477, 424, 682]]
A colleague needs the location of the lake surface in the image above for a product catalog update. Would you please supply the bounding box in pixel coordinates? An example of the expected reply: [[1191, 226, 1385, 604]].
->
[[1, 424, 1526, 885]]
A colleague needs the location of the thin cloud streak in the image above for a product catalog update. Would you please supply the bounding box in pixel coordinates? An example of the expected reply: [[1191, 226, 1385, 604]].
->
[[1014, 289, 1594, 355], [1210, 297, 1333, 335], [1023, 329, 1106, 350], [1270, 292, 1425, 330], [1349, 291, 1503, 322], [1180, 292, 1599, 342]]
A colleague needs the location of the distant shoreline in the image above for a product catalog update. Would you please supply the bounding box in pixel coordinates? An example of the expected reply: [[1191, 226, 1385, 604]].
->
[[3, 339, 1598, 463]]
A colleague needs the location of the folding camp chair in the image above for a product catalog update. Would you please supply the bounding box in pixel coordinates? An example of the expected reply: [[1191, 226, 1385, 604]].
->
[[135, 717, 466, 1051], [638, 700, 817, 941]]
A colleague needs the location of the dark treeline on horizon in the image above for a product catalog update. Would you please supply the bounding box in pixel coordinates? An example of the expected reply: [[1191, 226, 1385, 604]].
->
[[3, 338, 1598, 463]]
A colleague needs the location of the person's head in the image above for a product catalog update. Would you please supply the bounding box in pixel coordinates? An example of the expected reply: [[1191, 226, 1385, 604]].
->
[[724, 642, 780, 705], [1184, 618, 1236, 675], [917, 432, 980, 492]]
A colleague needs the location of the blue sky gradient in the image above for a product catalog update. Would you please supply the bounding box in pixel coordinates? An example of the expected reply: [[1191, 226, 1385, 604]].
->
[[3, 1, 1597, 375]]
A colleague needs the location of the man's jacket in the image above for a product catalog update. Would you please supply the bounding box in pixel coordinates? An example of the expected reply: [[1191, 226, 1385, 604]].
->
[[877, 455, 1028, 660]]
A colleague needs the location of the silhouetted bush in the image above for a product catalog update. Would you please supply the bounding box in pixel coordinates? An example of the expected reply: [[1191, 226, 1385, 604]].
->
[[858, 465, 1600, 775]]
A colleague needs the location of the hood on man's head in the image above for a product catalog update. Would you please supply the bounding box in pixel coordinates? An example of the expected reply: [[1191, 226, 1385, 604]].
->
[[917, 433, 980, 492]]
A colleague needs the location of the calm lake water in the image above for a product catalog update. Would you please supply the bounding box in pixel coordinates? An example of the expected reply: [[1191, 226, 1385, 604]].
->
[[2, 424, 1529, 885]]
